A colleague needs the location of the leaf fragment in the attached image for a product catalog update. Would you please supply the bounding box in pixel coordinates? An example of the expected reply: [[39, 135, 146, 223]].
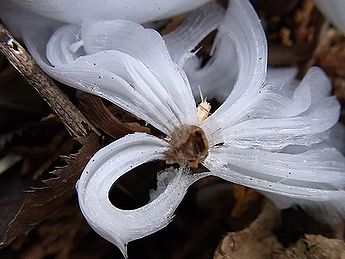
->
[[0, 134, 100, 248]]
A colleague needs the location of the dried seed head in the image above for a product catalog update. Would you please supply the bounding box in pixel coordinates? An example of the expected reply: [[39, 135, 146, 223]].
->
[[197, 99, 211, 124], [196, 87, 211, 124], [165, 125, 208, 168]]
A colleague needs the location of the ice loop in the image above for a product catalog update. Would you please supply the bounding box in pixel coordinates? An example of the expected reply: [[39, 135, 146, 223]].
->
[[3, 0, 345, 257]]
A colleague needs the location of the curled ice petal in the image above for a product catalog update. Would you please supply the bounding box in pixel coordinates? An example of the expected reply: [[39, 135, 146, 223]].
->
[[80, 20, 197, 126], [77, 133, 205, 257], [209, 145, 345, 188], [287, 67, 332, 116], [207, 0, 267, 118], [206, 145, 345, 222], [46, 25, 83, 65], [163, 1, 225, 66], [201, 0, 267, 139], [1, 0, 211, 24], [187, 55, 296, 106], [186, 34, 238, 102], [266, 67, 297, 88], [22, 21, 197, 134], [265, 67, 298, 98], [220, 67, 340, 150]]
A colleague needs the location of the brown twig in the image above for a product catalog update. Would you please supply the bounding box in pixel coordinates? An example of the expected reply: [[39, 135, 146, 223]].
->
[[0, 23, 98, 143]]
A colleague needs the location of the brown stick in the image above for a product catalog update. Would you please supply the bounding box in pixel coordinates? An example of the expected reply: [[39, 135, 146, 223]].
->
[[0, 23, 98, 142]]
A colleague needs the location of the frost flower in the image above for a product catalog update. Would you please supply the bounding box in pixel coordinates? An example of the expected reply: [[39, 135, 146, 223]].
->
[[9, 0, 345, 257]]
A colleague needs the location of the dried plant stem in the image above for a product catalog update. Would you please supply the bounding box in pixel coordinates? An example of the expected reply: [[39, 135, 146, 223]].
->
[[0, 23, 98, 142]]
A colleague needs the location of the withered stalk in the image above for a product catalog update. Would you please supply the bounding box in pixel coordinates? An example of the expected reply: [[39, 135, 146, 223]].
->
[[0, 23, 98, 143]]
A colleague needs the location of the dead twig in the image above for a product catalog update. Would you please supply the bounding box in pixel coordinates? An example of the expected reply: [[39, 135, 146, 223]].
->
[[0, 23, 98, 143]]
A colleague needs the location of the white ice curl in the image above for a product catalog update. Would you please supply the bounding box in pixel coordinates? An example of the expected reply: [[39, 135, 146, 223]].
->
[[77, 133, 205, 257]]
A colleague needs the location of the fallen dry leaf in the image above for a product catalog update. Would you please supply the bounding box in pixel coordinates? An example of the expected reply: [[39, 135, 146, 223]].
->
[[0, 134, 100, 248]]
